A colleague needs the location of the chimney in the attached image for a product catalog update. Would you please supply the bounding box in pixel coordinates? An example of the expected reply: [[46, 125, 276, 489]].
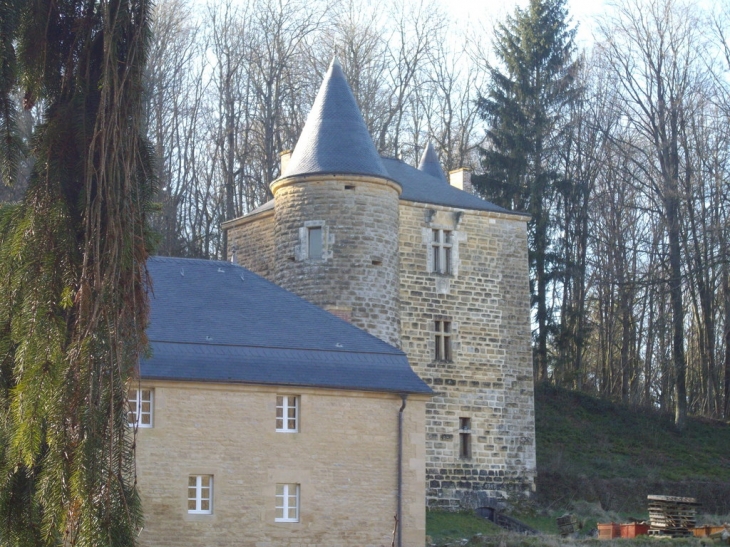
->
[[449, 168, 472, 194], [279, 150, 292, 176]]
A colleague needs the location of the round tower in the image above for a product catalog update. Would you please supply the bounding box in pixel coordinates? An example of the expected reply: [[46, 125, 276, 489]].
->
[[271, 59, 402, 347]]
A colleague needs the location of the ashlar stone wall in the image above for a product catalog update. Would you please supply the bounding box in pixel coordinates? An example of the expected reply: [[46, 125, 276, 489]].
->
[[270, 175, 402, 347], [398, 201, 536, 509], [136, 381, 428, 547], [224, 209, 276, 279]]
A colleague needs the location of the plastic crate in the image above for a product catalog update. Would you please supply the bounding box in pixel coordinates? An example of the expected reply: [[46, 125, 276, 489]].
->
[[621, 523, 650, 538], [598, 523, 621, 539]]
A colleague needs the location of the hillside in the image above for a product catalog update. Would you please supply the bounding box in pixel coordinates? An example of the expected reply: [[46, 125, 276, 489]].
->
[[534, 384, 730, 514]]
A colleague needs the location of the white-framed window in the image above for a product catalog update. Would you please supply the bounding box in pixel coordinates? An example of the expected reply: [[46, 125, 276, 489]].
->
[[188, 475, 213, 514], [435, 320, 452, 361], [128, 388, 153, 428], [308, 226, 322, 259], [432, 229, 452, 274], [275, 483, 300, 522], [276, 395, 298, 432]]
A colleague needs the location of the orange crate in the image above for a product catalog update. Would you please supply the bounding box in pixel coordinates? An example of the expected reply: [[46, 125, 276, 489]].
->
[[621, 523, 650, 538], [598, 523, 621, 539], [693, 526, 726, 537]]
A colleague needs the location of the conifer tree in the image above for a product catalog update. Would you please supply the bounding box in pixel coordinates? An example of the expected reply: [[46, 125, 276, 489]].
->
[[472, 0, 579, 381], [0, 1, 154, 545]]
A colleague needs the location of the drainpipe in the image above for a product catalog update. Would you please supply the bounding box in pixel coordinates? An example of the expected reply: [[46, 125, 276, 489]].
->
[[397, 393, 408, 547]]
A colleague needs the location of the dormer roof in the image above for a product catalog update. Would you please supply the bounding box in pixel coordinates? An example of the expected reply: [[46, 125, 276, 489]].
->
[[417, 142, 448, 184], [282, 58, 390, 180]]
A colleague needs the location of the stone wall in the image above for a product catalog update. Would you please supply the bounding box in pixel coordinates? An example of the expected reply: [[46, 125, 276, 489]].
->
[[398, 202, 536, 509], [136, 381, 428, 547], [270, 175, 402, 347], [225, 209, 276, 279]]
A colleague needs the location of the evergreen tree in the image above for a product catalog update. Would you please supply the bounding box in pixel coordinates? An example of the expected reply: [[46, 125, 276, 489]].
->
[[472, 0, 579, 382], [0, 1, 154, 545]]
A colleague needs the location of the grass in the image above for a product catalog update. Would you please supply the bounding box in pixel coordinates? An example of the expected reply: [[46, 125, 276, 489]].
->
[[426, 510, 500, 543], [535, 384, 730, 481]]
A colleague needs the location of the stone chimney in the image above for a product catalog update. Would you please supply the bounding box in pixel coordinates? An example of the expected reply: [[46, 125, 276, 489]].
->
[[449, 168, 472, 194], [279, 150, 292, 176]]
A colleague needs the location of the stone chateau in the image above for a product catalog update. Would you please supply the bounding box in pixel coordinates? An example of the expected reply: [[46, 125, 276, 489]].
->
[[134, 58, 536, 547], [223, 58, 537, 509]]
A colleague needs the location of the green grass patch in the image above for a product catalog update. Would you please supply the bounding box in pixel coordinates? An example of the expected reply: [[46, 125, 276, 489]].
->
[[426, 510, 499, 542], [535, 384, 730, 481]]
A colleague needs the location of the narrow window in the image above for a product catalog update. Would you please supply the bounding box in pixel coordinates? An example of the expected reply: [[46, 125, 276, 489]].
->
[[188, 475, 213, 514], [275, 483, 300, 522], [431, 229, 453, 274], [276, 395, 298, 432], [434, 321, 452, 361], [128, 388, 153, 428], [459, 417, 472, 459], [308, 227, 322, 259]]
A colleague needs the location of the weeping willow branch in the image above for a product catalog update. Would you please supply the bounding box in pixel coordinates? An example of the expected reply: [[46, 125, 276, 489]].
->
[[0, 1, 155, 546]]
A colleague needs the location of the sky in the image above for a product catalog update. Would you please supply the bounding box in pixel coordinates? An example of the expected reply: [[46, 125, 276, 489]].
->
[[435, 0, 610, 49]]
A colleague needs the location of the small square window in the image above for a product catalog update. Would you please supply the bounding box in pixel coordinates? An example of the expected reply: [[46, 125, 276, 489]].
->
[[308, 227, 322, 259], [434, 321, 452, 361], [276, 395, 298, 432], [128, 388, 153, 428], [188, 475, 213, 514], [275, 483, 300, 522], [431, 229, 452, 274]]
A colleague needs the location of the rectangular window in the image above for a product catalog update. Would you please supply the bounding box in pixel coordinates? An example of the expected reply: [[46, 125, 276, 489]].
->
[[276, 395, 298, 432], [128, 388, 153, 428], [434, 321, 452, 361], [188, 475, 213, 514], [308, 227, 322, 259], [431, 229, 452, 274], [275, 483, 300, 522], [459, 417, 472, 459]]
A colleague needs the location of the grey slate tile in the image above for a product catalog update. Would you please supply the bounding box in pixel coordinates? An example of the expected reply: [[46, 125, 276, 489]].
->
[[142, 257, 431, 394]]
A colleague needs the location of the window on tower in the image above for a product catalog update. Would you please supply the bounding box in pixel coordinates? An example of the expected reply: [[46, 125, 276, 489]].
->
[[308, 227, 322, 259]]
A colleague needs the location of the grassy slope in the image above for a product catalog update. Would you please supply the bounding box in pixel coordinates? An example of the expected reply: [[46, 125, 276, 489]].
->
[[535, 384, 730, 482]]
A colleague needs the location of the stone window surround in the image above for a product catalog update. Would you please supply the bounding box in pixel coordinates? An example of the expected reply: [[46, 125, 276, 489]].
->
[[128, 387, 153, 428], [295, 220, 333, 262], [188, 474, 213, 514], [276, 395, 299, 432], [423, 209, 466, 282], [275, 483, 300, 522]]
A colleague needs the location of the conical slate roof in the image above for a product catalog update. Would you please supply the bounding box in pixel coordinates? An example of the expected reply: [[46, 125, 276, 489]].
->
[[282, 58, 390, 180], [417, 142, 447, 183]]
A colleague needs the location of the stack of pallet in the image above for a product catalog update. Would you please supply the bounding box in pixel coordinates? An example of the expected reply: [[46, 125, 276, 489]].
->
[[647, 495, 699, 537]]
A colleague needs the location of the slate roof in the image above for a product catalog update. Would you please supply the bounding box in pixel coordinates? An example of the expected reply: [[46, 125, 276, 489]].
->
[[283, 58, 391, 181], [382, 157, 522, 215], [142, 256, 431, 394], [417, 142, 448, 184]]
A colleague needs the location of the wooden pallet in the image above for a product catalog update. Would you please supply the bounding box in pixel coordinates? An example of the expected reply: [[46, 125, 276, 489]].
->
[[647, 495, 699, 537]]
